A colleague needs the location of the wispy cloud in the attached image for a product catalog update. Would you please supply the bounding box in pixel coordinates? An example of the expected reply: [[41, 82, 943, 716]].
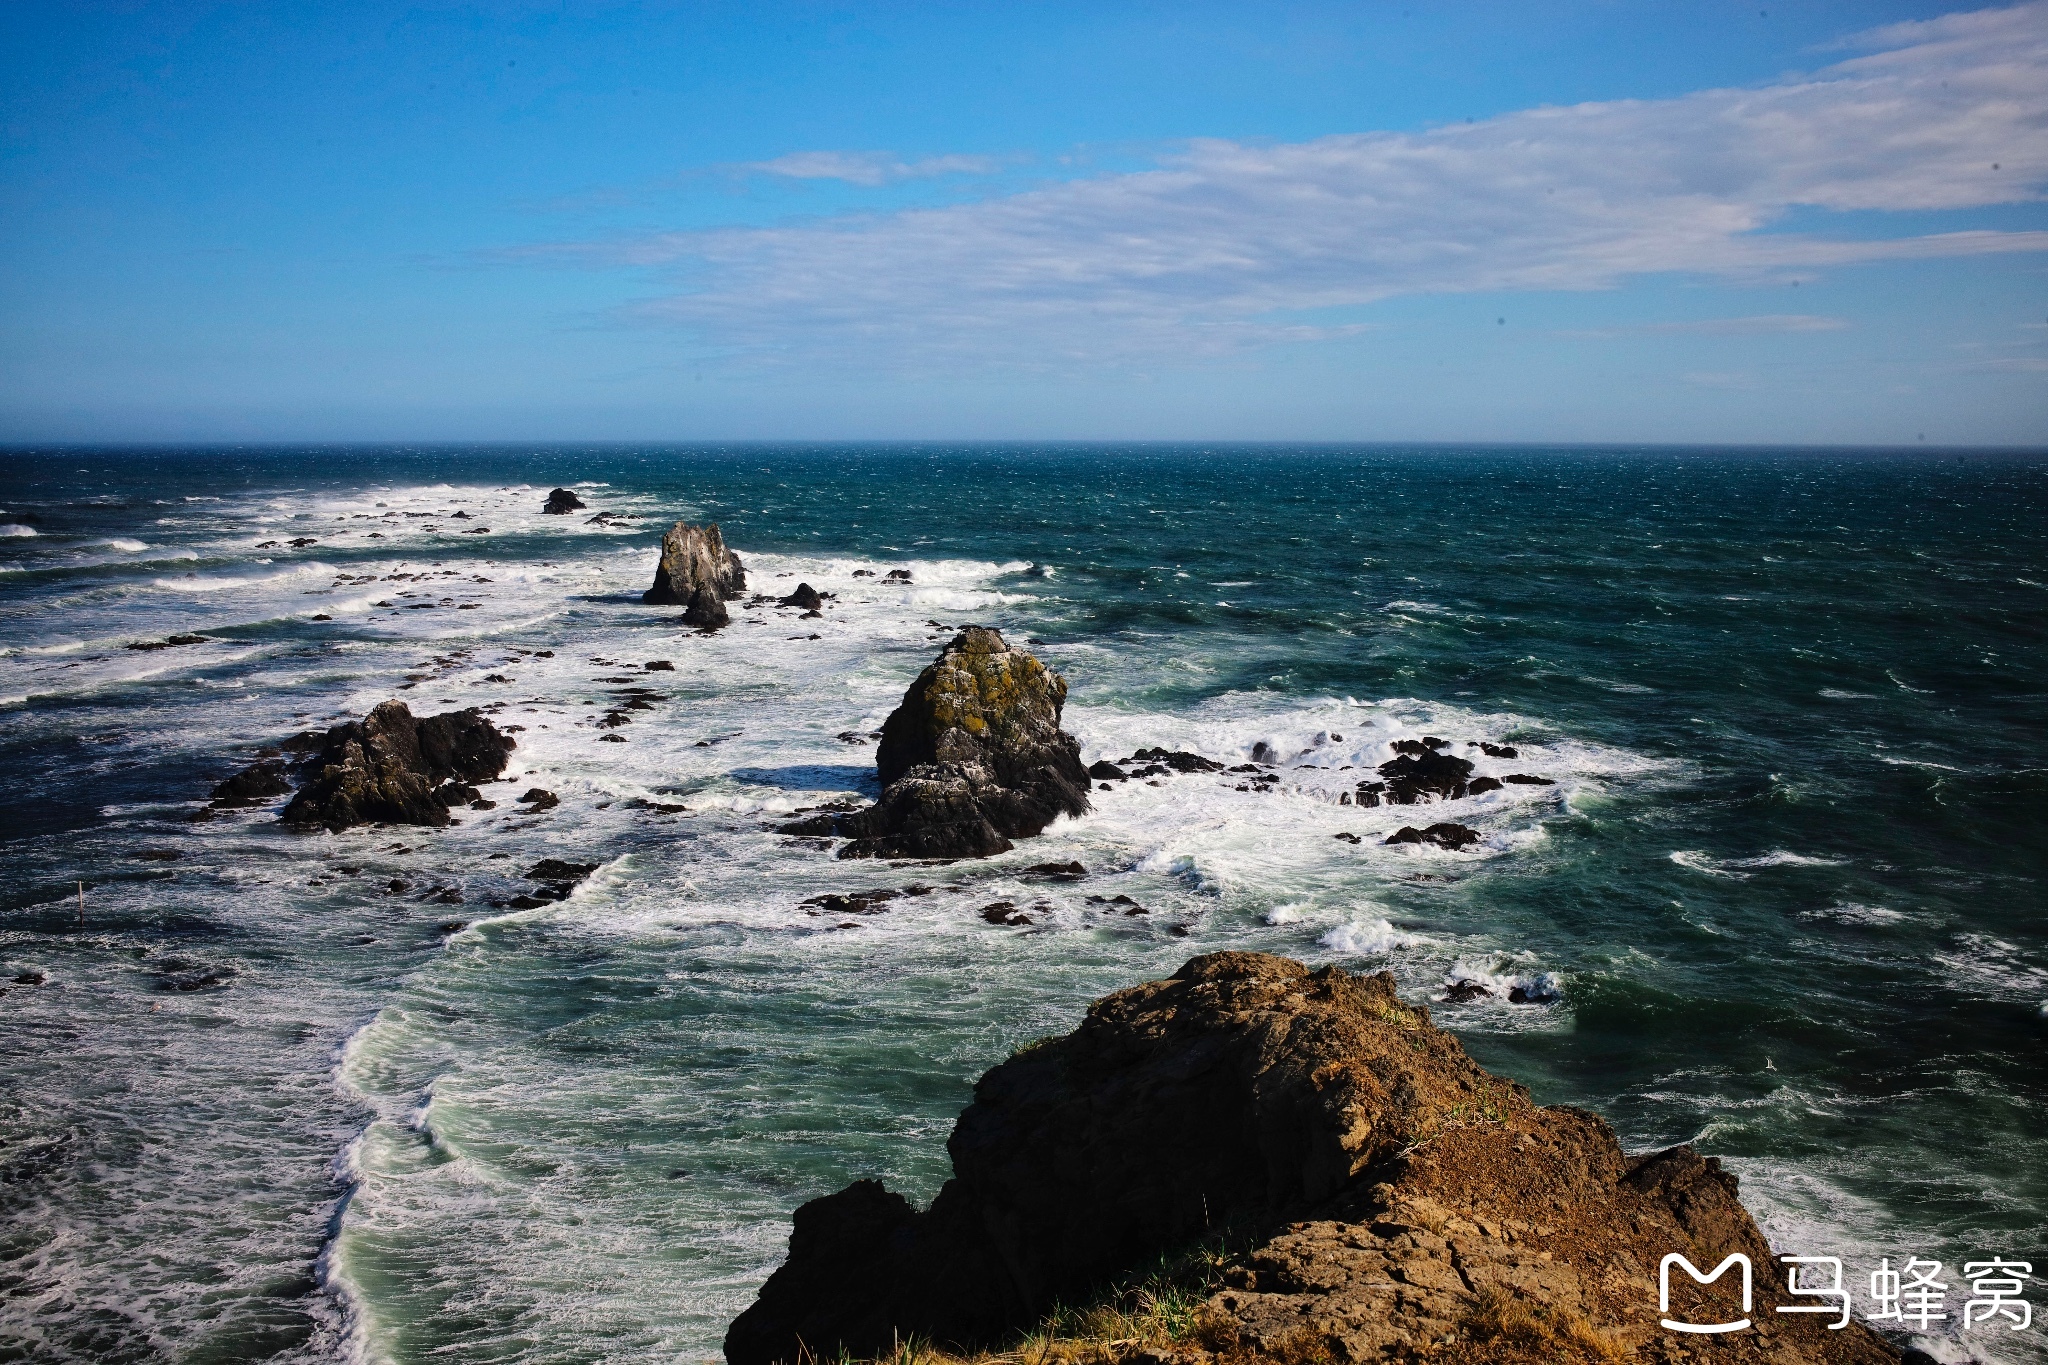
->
[[1556, 315, 1852, 339], [743, 151, 1005, 185], [531, 3, 2048, 369]]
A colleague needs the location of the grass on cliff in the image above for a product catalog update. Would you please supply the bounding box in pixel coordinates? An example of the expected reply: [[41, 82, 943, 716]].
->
[[819, 1241, 1241, 1365]]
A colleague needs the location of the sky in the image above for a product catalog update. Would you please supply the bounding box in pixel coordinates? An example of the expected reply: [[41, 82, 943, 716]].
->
[[2, 1, 2045, 445]]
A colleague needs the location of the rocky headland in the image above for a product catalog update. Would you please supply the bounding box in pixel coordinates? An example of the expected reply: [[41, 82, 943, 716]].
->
[[644, 520, 747, 627], [726, 953, 1901, 1365], [832, 627, 1092, 859]]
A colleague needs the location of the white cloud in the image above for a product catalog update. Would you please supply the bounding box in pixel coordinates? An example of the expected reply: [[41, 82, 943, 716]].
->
[[743, 151, 1004, 185], [551, 3, 2048, 368], [1556, 314, 1852, 339]]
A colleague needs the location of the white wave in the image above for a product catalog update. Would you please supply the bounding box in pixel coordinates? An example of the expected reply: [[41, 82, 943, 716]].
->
[[0, 523, 37, 537], [1439, 957, 1564, 1005], [97, 538, 150, 552], [1818, 688, 1877, 700], [1670, 849, 1748, 879], [1727, 850, 1847, 869], [1320, 917, 1424, 955], [1799, 903, 1906, 926]]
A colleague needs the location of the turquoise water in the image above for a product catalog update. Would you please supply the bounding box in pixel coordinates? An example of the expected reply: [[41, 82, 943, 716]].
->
[[1, 445, 2043, 1363]]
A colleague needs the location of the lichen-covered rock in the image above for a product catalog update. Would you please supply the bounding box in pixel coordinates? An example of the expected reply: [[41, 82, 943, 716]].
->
[[724, 953, 1900, 1365], [644, 521, 746, 615], [280, 702, 513, 831], [837, 628, 1089, 859]]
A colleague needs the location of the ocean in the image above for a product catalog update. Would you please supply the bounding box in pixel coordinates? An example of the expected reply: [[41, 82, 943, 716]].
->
[[1, 444, 2043, 1364]]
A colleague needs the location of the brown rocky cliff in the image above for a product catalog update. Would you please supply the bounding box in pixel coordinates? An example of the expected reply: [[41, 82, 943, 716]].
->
[[724, 953, 1899, 1365]]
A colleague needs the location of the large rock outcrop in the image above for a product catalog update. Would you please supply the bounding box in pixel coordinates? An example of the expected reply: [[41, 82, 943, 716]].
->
[[837, 627, 1090, 859], [643, 521, 747, 627], [281, 701, 514, 831], [725, 953, 1899, 1365]]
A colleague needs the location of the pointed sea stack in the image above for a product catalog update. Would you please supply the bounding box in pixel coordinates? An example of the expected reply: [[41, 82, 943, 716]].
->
[[724, 952, 1903, 1365], [837, 627, 1089, 859], [643, 521, 747, 627]]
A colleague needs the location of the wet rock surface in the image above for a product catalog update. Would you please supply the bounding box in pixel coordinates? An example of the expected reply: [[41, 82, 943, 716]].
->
[[644, 521, 747, 626], [279, 702, 515, 832], [838, 628, 1090, 860], [724, 953, 1900, 1365], [1385, 821, 1482, 850], [542, 487, 586, 514]]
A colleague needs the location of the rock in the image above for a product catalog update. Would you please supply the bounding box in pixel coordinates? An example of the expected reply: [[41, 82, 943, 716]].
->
[[779, 583, 825, 611], [802, 890, 900, 916], [777, 813, 839, 836], [979, 901, 1033, 926], [1479, 742, 1519, 759], [280, 703, 515, 832], [131, 849, 181, 861], [1086, 760, 1127, 781], [838, 762, 1016, 860], [127, 634, 210, 652], [885, 568, 913, 581], [725, 954, 1900, 1365], [645, 660, 675, 671], [1126, 747, 1225, 774], [1443, 978, 1491, 1002], [839, 628, 1090, 861], [517, 788, 559, 811], [1376, 748, 1475, 803], [1467, 776, 1504, 795], [1502, 774, 1555, 786], [1333, 831, 1362, 844], [644, 521, 746, 611], [1085, 894, 1146, 915], [1385, 822, 1481, 850], [1021, 860, 1085, 881], [542, 487, 585, 514], [209, 760, 293, 808], [526, 859, 597, 883], [434, 782, 482, 807]]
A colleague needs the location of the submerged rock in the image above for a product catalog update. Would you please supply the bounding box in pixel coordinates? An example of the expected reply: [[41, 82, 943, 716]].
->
[[1385, 821, 1481, 850], [724, 952, 1900, 1365], [280, 702, 514, 832], [542, 487, 585, 514], [838, 628, 1090, 860], [643, 521, 747, 627]]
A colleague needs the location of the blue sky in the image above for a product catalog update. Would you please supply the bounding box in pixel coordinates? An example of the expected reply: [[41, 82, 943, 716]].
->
[[2, 2, 2045, 444]]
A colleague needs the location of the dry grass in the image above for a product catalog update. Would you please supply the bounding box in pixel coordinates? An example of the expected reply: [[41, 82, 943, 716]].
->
[[1461, 1287, 1622, 1362]]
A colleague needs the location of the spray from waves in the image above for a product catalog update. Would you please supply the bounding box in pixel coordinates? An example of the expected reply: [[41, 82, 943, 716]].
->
[[0, 523, 36, 537], [1319, 917, 1425, 955]]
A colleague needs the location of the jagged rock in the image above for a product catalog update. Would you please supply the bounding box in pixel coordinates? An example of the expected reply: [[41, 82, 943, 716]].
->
[[644, 522, 746, 619], [725, 954, 1900, 1365], [1126, 747, 1224, 773], [209, 761, 293, 808], [839, 628, 1090, 860], [280, 702, 514, 831], [1479, 741, 1519, 758], [1377, 747, 1475, 803], [1385, 821, 1481, 850], [1503, 774, 1555, 786], [779, 582, 825, 611], [542, 487, 585, 514], [839, 762, 1016, 859]]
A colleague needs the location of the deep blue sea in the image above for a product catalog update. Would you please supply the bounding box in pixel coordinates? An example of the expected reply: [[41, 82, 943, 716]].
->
[[1, 444, 2043, 1364]]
